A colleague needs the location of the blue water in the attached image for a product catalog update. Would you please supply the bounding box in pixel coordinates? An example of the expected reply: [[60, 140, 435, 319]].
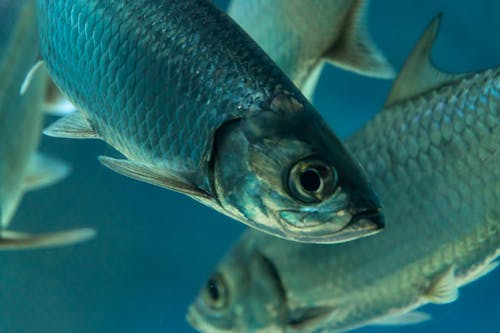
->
[[0, 0, 498, 332]]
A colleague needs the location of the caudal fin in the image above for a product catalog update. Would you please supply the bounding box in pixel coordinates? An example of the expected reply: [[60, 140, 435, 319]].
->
[[0, 228, 96, 250]]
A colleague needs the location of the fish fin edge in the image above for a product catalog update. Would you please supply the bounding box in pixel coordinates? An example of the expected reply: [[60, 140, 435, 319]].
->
[[370, 310, 431, 326], [0, 192, 23, 228], [462, 260, 499, 285], [43, 112, 100, 139], [385, 14, 465, 106], [0, 228, 96, 250], [423, 266, 459, 304], [20, 59, 45, 95], [324, 0, 395, 79], [98, 156, 213, 201]]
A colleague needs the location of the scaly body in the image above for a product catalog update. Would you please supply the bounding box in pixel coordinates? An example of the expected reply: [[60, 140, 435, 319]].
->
[[37, 0, 384, 243], [228, 0, 394, 99], [188, 17, 500, 332]]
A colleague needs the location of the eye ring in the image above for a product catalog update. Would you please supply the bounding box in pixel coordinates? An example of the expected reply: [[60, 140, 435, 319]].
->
[[288, 157, 337, 203], [203, 273, 229, 311]]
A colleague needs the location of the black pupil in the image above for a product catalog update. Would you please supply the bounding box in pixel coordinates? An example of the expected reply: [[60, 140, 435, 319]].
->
[[207, 279, 219, 301], [300, 169, 321, 192]]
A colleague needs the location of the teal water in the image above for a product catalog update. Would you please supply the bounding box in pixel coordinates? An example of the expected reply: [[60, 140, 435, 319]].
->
[[0, 1, 498, 332]]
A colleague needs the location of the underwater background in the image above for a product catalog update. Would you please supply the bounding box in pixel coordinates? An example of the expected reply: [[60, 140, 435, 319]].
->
[[0, 0, 498, 332]]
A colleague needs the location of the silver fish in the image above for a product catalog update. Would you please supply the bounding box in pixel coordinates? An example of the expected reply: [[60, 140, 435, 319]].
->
[[228, 0, 395, 100], [36, 0, 385, 243], [187, 15, 500, 332], [0, 0, 95, 249]]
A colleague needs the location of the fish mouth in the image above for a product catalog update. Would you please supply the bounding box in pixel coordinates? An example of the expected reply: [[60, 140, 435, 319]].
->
[[277, 207, 384, 244], [186, 306, 201, 331], [342, 207, 385, 237]]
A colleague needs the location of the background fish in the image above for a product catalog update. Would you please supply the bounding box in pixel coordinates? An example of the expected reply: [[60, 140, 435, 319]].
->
[[187, 16, 500, 333], [37, 0, 384, 243], [0, 0, 95, 249], [228, 0, 395, 100]]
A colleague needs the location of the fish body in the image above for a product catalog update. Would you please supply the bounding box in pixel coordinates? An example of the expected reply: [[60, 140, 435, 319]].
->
[[0, 0, 95, 249], [188, 17, 500, 332], [228, 0, 394, 99], [37, 0, 384, 243]]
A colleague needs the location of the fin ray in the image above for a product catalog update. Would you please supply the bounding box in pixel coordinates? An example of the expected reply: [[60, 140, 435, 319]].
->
[[43, 112, 99, 139], [424, 266, 458, 304], [371, 310, 431, 326], [20, 60, 45, 95], [324, 0, 395, 79], [385, 14, 464, 106], [98, 156, 211, 200], [0, 228, 96, 250]]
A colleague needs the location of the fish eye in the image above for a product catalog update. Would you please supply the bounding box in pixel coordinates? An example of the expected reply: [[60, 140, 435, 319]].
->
[[288, 158, 337, 203], [203, 273, 228, 310]]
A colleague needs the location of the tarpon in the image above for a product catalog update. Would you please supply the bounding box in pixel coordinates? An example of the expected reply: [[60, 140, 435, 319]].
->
[[35, 0, 385, 243], [187, 15, 500, 332], [0, 0, 95, 249], [228, 0, 395, 99]]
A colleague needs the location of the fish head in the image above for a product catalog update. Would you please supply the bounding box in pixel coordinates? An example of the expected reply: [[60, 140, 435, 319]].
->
[[212, 92, 384, 243], [187, 237, 287, 332]]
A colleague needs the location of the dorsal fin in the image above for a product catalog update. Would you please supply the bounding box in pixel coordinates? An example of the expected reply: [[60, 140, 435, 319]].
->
[[324, 0, 395, 79], [385, 14, 464, 106]]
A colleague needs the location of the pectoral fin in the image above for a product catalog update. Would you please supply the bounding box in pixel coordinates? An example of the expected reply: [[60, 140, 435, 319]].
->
[[43, 112, 100, 139], [98, 156, 213, 201], [0, 228, 96, 250], [370, 310, 430, 326], [424, 266, 458, 304], [385, 14, 465, 106], [20, 60, 45, 95], [23, 153, 70, 191], [324, 0, 394, 79], [287, 306, 336, 331]]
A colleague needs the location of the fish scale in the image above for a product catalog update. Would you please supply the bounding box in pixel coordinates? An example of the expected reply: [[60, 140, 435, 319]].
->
[[38, 0, 385, 243], [301, 69, 499, 331], [39, 0, 279, 182], [187, 17, 500, 332]]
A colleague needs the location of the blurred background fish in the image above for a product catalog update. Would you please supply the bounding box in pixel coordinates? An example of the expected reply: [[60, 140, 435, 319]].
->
[[228, 0, 395, 100], [188, 15, 499, 333], [0, 0, 94, 249]]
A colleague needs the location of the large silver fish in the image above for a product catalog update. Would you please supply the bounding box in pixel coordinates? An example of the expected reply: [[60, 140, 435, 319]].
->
[[228, 0, 395, 99], [187, 16, 500, 332], [35, 0, 385, 243], [0, 0, 95, 249]]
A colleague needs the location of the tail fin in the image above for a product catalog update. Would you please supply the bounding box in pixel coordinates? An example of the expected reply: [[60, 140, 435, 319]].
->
[[0, 228, 96, 250]]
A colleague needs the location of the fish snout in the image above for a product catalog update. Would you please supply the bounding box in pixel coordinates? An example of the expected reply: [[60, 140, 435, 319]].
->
[[277, 191, 385, 244]]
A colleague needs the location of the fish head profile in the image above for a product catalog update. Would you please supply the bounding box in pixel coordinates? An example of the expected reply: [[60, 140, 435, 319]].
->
[[212, 91, 385, 243], [187, 237, 288, 333]]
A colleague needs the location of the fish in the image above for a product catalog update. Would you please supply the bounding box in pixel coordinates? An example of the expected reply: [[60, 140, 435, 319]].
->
[[187, 15, 500, 332], [0, 0, 95, 249], [35, 0, 385, 244], [228, 0, 395, 100]]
